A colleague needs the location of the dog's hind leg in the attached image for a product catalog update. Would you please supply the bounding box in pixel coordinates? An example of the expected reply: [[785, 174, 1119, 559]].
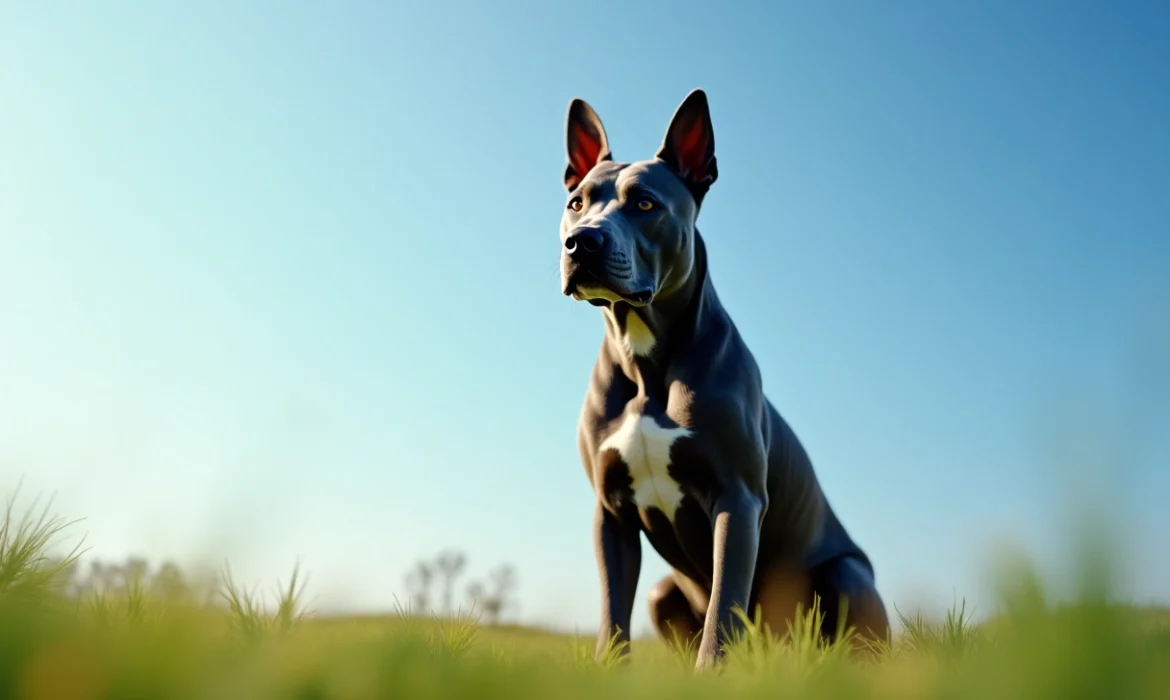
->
[[648, 574, 704, 649], [810, 555, 891, 651]]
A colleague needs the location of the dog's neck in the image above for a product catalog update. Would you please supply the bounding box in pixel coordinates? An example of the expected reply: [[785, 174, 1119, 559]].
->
[[601, 231, 719, 390]]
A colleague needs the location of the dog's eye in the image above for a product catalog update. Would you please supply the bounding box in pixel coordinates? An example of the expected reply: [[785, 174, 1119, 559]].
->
[[636, 198, 656, 212], [568, 197, 584, 212]]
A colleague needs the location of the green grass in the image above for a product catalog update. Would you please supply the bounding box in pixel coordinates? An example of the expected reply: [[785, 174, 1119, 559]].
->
[[2, 495, 1168, 699]]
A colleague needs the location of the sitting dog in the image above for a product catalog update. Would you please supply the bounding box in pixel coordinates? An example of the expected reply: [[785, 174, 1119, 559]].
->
[[558, 89, 890, 667]]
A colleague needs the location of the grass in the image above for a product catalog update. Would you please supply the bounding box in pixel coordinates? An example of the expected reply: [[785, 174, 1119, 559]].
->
[[2, 495, 1168, 699], [0, 485, 86, 601]]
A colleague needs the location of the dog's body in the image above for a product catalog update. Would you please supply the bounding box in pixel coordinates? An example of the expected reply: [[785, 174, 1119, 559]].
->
[[558, 90, 890, 668]]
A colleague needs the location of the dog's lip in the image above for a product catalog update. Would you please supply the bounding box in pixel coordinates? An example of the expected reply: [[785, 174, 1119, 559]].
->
[[622, 290, 654, 307], [566, 271, 653, 307]]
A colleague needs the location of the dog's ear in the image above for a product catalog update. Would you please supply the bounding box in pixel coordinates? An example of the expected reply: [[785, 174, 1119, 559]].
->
[[656, 89, 718, 205], [564, 98, 612, 191]]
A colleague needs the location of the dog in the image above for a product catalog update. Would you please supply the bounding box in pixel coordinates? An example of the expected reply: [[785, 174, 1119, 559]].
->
[[558, 89, 890, 668]]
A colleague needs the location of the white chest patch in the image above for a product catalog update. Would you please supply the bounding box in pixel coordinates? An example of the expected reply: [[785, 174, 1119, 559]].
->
[[599, 413, 691, 521]]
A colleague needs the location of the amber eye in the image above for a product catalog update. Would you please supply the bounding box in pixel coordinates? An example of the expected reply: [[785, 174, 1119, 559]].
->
[[568, 197, 584, 212], [636, 198, 656, 212]]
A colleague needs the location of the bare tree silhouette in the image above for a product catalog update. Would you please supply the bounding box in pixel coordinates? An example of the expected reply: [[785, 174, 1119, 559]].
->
[[466, 563, 518, 624], [50, 556, 209, 604], [51, 550, 519, 624], [433, 550, 467, 616], [404, 561, 435, 613], [488, 563, 517, 615], [466, 580, 486, 615]]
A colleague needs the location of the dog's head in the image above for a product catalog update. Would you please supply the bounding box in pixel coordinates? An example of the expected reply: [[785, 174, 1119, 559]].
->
[[559, 89, 718, 309]]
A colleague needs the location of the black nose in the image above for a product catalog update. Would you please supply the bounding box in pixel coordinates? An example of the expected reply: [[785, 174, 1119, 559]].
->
[[564, 227, 605, 257]]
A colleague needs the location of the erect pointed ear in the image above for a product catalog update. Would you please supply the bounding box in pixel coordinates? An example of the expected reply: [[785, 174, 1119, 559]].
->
[[564, 98, 612, 191], [655, 88, 718, 206]]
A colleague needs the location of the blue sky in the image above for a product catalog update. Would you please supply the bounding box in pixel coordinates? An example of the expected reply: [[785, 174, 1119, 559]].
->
[[2, 1, 1167, 635]]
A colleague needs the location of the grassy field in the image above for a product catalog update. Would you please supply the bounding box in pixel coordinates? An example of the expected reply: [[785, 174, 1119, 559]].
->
[[3, 495, 1168, 699]]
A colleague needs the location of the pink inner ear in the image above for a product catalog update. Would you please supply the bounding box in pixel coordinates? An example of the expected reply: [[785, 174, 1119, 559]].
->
[[570, 126, 605, 179], [675, 118, 710, 179]]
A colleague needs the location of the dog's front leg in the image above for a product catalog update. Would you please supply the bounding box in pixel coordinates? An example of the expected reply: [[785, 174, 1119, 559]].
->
[[593, 500, 641, 660], [695, 484, 763, 668]]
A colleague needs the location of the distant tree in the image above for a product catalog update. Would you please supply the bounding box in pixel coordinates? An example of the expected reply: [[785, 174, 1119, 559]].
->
[[467, 581, 503, 622], [488, 563, 517, 618], [152, 560, 191, 601], [89, 560, 109, 593], [47, 557, 80, 596], [466, 580, 486, 615], [466, 563, 518, 624], [405, 561, 435, 613], [55, 556, 199, 602], [124, 557, 149, 587], [434, 550, 467, 616], [98, 560, 123, 593]]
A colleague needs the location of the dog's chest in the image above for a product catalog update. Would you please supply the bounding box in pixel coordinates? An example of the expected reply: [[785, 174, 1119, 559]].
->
[[598, 412, 691, 521]]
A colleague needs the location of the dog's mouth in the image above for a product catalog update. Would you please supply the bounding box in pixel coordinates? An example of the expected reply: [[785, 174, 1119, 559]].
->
[[563, 268, 654, 308]]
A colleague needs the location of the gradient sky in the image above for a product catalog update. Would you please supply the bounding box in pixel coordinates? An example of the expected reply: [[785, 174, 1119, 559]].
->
[[2, 2, 1168, 636]]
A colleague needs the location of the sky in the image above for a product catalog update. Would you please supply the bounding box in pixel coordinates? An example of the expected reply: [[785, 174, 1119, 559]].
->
[[1, 1, 1168, 636]]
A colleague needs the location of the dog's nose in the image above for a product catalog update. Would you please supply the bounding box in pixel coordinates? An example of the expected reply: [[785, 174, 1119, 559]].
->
[[564, 228, 605, 257]]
